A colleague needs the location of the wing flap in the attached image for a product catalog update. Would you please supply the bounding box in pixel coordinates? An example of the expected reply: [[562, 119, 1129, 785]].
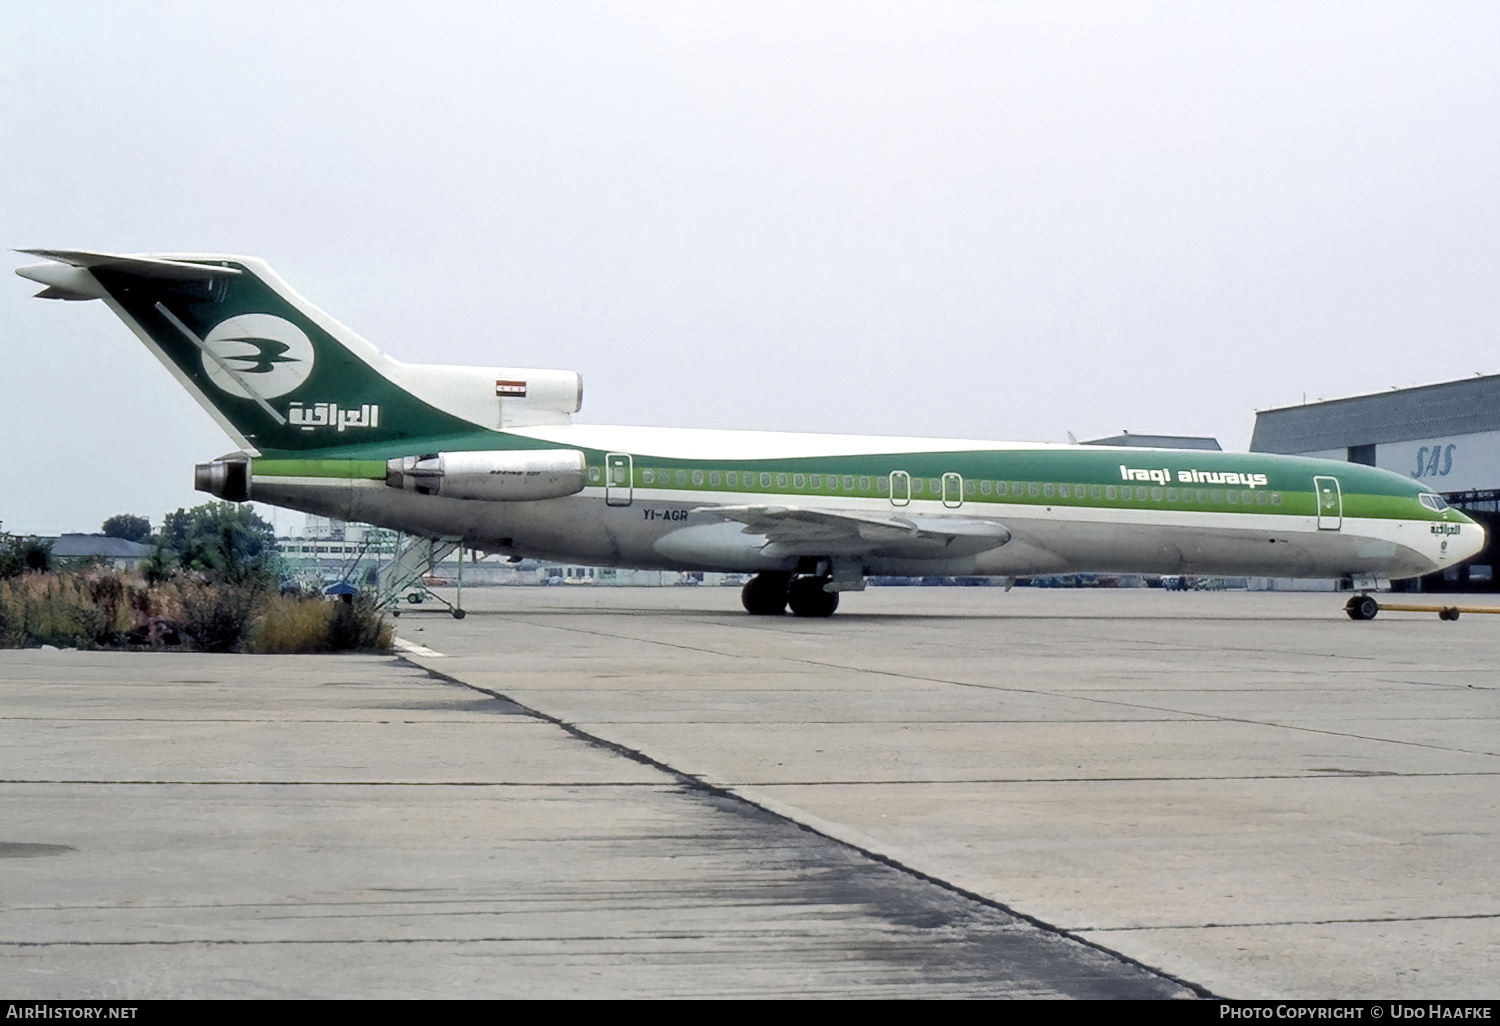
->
[[691, 504, 1012, 557]]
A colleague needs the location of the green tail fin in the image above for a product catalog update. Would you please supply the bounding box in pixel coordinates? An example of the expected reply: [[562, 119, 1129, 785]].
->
[[16, 250, 488, 457]]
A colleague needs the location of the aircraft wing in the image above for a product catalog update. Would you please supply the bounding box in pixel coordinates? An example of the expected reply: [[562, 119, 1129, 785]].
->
[[691, 504, 1011, 558]]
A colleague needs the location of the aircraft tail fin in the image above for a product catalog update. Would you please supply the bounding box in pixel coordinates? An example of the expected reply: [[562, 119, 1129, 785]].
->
[[15, 250, 581, 456]]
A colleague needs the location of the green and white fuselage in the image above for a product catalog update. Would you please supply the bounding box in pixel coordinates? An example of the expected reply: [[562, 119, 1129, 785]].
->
[[17, 250, 1483, 596]]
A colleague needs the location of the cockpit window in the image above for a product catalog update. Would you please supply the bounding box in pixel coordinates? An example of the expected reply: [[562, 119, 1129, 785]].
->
[[1419, 493, 1449, 512]]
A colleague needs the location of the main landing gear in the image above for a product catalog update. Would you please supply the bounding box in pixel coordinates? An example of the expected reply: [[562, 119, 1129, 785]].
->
[[741, 572, 841, 618]]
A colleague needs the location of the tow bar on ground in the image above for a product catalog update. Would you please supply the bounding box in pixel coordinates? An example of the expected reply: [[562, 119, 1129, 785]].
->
[[1345, 595, 1500, 621]]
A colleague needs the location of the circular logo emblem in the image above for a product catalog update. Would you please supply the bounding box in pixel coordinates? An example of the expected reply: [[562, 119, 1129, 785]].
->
[[201, 314, 315, 399]]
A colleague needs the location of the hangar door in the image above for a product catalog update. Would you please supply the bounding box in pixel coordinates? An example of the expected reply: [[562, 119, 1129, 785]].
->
[[1314, 476, 1342, 530]]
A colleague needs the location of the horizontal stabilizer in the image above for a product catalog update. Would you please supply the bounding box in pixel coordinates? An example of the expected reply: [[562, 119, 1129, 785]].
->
[[16, 249, 241, 280], [32, 285, 96, 301]]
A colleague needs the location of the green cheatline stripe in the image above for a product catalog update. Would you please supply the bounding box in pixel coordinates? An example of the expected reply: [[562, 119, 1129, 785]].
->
[[252, 459, 387, 480]]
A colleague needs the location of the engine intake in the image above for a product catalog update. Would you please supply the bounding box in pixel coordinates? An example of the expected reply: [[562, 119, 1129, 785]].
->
[[386, 449, 587, 502]]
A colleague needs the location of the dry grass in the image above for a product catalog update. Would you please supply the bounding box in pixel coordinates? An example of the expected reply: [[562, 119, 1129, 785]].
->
[[0, 570, 390, 654], [251, 595, 336, 653], [0, 573, 136, 648]]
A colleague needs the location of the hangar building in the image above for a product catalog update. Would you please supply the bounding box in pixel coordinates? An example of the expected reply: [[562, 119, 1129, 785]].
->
[[1251, 375, 1500, 590]]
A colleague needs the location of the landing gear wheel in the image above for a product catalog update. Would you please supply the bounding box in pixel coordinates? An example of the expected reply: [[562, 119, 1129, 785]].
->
[[1439, 607, 1461, 621], [741, 573, 791, 616], [787, 576, 840, 618], [452, 608, 467, 620], [407, 592, 424, 604], [1345, 595, 1379, 621]]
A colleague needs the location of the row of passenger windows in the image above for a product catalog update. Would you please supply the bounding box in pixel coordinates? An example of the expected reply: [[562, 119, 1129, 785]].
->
[[639, 468, 878, 491], [617, 467, 1284, 506]]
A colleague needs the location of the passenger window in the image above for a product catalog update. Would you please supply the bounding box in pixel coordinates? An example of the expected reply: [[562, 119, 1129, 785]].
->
[[877, 476, 888, 493], [1211, 490, 1223, 503], [912, 479, 923, 493], [1151, 487, 1162, 501], [965, 479, 976, 495], [1106, 485, 1117, 500], [1166, 488, 1177, 501], [1198, 490, 1208, 503], [726, 471, 738, 486], [1043, 483, 1055, 498], [810, 475, 821, 489], [859, 476, 870, 491], [1256, 491, 1268, 505], [710, 471, 721, 486], [927, 479, 939, 493], [1226, 491, 1237, 505], [676, 470, 688, 485], [1058, 484, 1070, 498], [641, 469, 654, 484], [1028, 482, 1039, 497], [1271, 492, 1282, 505], [997, 482, 1008, 496], [1241, 490, 1253, 505], [793, 474, 805, 488], [692, 470, 704, 486], [760, 473, 771, 487], [980, 480, 992, 495], [1091, 485, 1101, 499], [775, 473, 787, 488]]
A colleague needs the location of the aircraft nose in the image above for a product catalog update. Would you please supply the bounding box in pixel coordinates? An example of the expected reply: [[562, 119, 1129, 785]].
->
[[1455, 516, 1488, 565]]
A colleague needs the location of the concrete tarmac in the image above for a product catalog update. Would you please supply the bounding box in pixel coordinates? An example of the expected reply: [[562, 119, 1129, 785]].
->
[[0, 642, 1187, 998], [394, 586, 1500, 999], [2, 587, 1496, 998]]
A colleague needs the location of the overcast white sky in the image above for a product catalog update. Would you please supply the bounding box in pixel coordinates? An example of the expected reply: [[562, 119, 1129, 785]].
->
[[3, 1, 1498, 534]]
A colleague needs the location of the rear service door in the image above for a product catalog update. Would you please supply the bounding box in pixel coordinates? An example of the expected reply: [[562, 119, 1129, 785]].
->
[[1314, 476, 1342, 530], [606, 453, 633, 507]]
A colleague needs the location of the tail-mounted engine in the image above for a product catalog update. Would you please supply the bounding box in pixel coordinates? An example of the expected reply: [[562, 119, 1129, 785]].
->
[[386, 449, 587, 501]]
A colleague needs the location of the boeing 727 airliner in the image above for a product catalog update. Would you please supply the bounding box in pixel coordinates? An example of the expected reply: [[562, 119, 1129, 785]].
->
[[16, 250, 1484, 617]]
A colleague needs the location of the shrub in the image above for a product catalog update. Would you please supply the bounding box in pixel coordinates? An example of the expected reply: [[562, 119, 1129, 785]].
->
[[326, 597, 392, 653], [0, 550, 390, 654], [172, 579, 261, 654]]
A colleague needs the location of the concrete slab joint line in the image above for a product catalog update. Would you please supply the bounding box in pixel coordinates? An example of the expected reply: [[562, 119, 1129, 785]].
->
[[382, 588, 1500, 999], [396, 653, 1215, 999]]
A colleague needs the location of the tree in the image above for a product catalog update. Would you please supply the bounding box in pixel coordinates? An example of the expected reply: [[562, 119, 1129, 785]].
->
[[0, 522, 52, 579], [157, 502, 278, 585], [101, 514, 152, 543]]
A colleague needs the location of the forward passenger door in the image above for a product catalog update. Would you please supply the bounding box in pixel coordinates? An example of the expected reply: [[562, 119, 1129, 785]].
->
[[1314, 476, 1342, 530]]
